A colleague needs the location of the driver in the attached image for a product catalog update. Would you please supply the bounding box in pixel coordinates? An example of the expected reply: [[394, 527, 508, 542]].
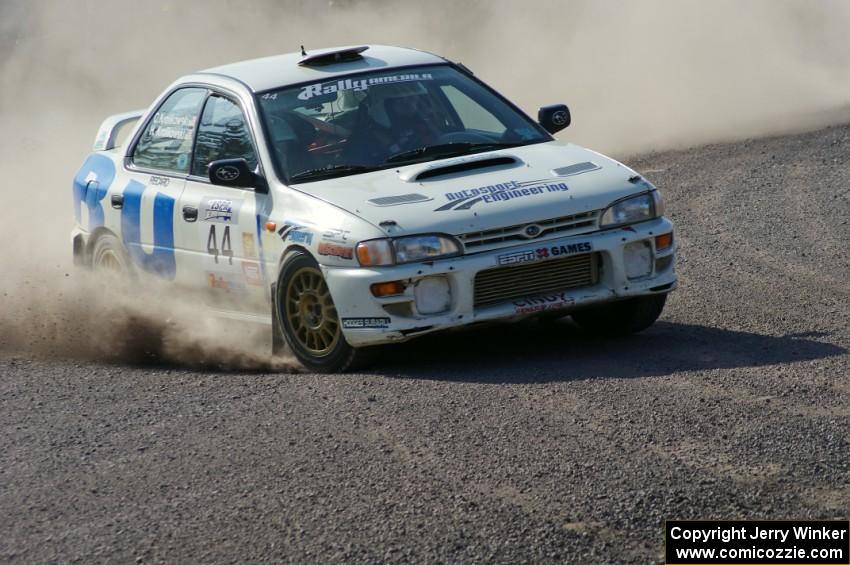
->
[[383, 94, 438, 153]]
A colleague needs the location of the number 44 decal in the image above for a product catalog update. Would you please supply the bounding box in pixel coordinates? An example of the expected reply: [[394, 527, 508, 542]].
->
[[207, 225, 233, 264]]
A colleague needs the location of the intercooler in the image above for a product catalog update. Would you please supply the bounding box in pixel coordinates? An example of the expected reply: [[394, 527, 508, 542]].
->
[[473, 253, 598, 308]]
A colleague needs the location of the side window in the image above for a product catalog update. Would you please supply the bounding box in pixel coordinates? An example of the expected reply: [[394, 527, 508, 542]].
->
[[132, 88, 207, 173], [191, 95, 257, 178], [440, 85, 506, 135]]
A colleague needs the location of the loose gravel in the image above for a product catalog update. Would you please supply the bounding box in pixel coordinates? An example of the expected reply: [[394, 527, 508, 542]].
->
[[1, 125, 848, 563]]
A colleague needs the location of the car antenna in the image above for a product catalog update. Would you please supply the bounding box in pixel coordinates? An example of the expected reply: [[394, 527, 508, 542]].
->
[[301, 45, 307, 56]]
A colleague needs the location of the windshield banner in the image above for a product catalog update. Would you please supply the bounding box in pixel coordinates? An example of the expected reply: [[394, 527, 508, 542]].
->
[[297, 72, 434, 101]]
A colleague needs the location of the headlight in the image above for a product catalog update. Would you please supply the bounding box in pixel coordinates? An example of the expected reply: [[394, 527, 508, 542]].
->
[[600, 190, 664, 228], [356, 234, 461, 266]]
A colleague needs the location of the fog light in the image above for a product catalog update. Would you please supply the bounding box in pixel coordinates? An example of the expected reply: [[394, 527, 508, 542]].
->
[[655, 232, 673, 250], [656, 255, 673, 272], [624, 241, 652, 279], [371, 281, 405, 297], [414, 276, 451, 315]]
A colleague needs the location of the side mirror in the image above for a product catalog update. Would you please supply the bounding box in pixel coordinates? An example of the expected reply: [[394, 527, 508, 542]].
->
[[538, 104, 571, 134], [208, 158, 268, 193]]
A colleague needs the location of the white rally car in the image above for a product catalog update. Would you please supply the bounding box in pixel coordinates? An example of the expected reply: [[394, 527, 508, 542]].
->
[[72, 45, 676, 372]]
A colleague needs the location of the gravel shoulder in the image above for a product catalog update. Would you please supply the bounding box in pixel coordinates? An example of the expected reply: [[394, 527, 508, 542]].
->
[[1, 125, 849, 563]]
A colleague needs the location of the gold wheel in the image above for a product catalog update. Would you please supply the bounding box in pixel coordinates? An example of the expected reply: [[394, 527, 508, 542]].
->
[[284, 266, 340, 356]]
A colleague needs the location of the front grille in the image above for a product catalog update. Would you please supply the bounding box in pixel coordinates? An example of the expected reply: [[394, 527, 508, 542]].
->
[[474, 253, 598, 308], [459, 210, 599, 250]]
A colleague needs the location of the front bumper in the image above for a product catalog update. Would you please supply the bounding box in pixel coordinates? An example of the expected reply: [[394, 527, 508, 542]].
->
[[323, 217, 677, 346]]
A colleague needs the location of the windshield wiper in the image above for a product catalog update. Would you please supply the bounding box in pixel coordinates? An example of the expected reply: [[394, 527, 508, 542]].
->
[[288, 164, 379, 183], [385, 142, 522, 165]]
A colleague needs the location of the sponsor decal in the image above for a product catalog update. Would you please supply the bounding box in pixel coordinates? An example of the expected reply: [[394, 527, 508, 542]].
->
[[242, 233, 257, 258], [497, 241, 592, 266], [342, 317, 391, 329], [317, 242, 353, 260], [321, 228, 351, 243], [201, 197, 242, 223], [289, 230, 313, 244], [536, 241, 592, 259], [207, 272, 245, 291], [297, 73, 434, 101], [149, 113, 195, 141], [435, 178, 569, 211], [513, 292, 575, 315], [497, 249, 537, 266], [241, 261, 263, 286], [277, 222, 314, 245]]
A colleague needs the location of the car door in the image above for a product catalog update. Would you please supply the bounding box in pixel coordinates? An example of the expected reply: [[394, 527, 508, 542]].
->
[[178, 92, 269, 314], [123, 87, 208, 282]]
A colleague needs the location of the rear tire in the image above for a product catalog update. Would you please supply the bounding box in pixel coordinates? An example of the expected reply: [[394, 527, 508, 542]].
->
[[91, 233, 131, 275], [571, 293, 668, 337], [275, 252, 377, 373]]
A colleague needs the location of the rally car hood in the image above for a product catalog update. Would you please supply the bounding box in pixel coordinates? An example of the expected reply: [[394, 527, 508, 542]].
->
[[290, 140, 648, 237]]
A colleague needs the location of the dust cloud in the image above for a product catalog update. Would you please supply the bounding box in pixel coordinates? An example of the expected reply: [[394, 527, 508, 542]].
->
[[1, 0, 849, 367]]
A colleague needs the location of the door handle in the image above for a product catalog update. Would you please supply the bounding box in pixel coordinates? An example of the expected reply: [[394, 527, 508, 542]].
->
[[182, 206, 198, 222], [110, 194, 124, 209]]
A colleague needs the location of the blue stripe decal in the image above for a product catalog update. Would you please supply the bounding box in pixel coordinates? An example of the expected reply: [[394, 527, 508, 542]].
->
[[72, 154, 115, 230], [120, 179, 177, 280]]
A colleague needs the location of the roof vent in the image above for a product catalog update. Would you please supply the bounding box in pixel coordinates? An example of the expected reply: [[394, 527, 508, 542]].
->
[[298, 46, 369, 67]]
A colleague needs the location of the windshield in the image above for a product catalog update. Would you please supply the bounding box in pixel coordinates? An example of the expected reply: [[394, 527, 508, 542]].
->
[[256, 65, 551, 183]]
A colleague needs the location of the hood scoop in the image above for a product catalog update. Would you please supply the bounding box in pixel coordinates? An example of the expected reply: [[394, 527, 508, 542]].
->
[[368, 193, 432, 207], [400, 154, 521, 182], [552, 161, 600, 177]]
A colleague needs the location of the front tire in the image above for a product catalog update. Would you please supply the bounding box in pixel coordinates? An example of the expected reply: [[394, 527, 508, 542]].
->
[[571, 293, 668, 337], [275, 252, 375, 372]]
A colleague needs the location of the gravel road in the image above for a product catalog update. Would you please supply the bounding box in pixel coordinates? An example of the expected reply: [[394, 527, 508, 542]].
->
[[2, 125, 848, 563]]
